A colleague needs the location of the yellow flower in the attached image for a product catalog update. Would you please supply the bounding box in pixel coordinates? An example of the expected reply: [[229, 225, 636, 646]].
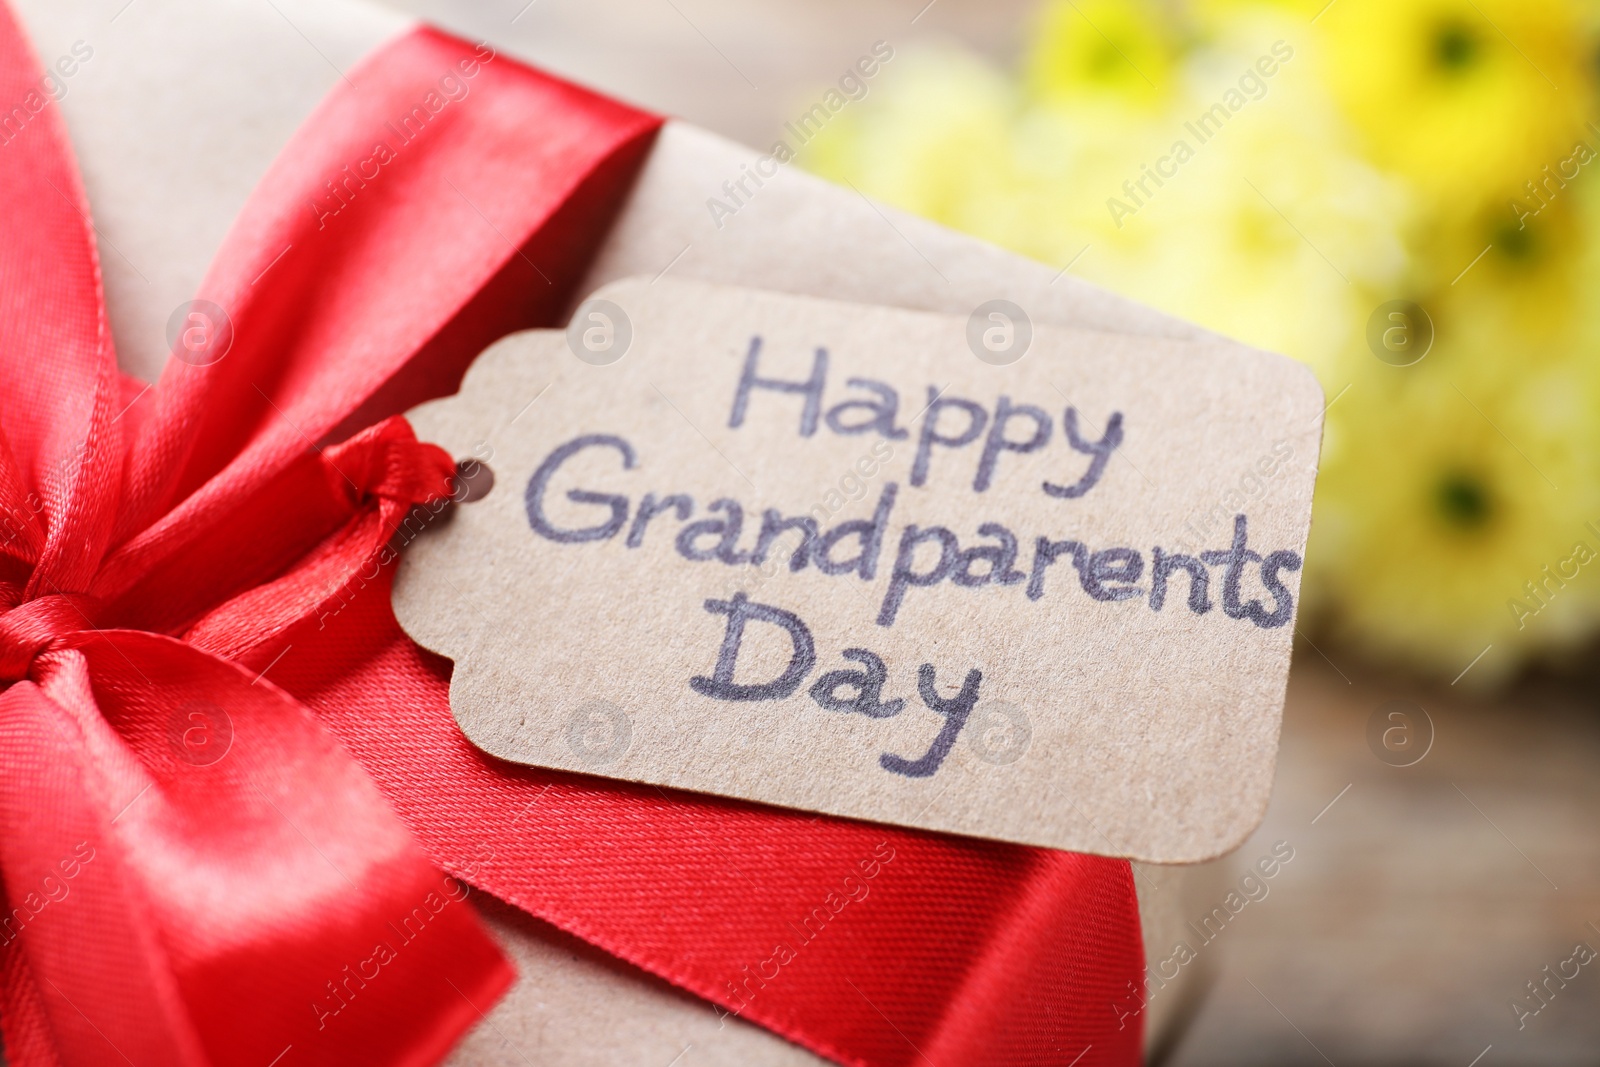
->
[[1056, 52, 1408, 380], [1024, 0, 1182, 106], [1308, 341, 1600, 683], [1412, 202, 1587, 366], [1318, 0, 1594, 213], [1400, 156, 1600, 371]]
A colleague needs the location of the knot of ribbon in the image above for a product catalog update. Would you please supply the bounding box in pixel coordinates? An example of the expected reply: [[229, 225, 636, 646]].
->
[[0, 593, 100, 682], [0, 9, 1145, 1067], [322, 419, 458, 511]]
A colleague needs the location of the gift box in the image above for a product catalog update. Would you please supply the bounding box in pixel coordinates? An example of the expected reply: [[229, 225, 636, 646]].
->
[[0, 0, 1262, 1063]]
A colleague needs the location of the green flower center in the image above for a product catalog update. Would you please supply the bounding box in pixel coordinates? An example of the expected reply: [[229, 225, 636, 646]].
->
[[1089, 39, 1127, 79], [1492, 218, 1538, 263], [1435, 471, 1493, 530], [1432, 21, 1481, 74]]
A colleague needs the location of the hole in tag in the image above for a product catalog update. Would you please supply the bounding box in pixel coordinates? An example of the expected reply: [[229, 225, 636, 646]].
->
[[452, 459, 495, 503]]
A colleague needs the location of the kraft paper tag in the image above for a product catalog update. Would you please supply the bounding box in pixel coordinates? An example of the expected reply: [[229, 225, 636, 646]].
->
[[394, 277, 1322, 862]]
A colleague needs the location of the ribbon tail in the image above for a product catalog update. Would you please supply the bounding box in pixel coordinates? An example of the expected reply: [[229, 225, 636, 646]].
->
[[0, 675, 207, 1067], [0, 633, 511, 1067]]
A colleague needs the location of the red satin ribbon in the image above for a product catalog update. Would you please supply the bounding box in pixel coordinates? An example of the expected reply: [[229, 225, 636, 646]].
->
[[0, 10, 1144, 1067]]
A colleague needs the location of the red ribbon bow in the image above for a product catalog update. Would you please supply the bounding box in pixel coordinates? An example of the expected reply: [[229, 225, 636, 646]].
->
[[0, 10, 1144, 1066]]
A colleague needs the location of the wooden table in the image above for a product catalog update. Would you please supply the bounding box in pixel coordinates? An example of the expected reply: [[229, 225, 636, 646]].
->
[[1169, 655, 1600, 1065]]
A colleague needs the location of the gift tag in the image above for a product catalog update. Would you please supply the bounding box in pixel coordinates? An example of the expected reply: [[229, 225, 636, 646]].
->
[[394, 277, 1322, 862]]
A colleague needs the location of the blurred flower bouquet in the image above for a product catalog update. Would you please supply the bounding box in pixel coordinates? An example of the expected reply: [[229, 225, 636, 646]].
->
[[802, 0, 1600, 686]]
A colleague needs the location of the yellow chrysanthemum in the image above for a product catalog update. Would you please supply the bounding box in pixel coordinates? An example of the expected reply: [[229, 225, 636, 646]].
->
[[1412, 200, 1588, 365], [1318, 0, 1593, 213], [1384, 153, 1600, 386], [1056, 55, 1407, 380], [1024, 0, 1182, 106], [1308, 342, 1600, 683]]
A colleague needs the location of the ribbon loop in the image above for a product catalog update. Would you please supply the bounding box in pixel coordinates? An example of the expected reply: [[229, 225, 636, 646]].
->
[[0, 594, 99, 681]]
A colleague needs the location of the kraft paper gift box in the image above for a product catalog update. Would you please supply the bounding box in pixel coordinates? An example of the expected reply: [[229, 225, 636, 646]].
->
[[11, 0, 1245, 1061]]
